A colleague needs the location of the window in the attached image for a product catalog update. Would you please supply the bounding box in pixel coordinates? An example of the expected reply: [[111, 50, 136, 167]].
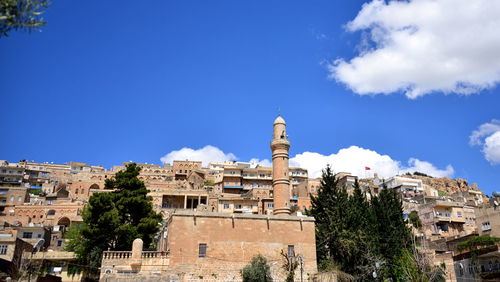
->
[[199, 243, 207, 258], [458, 264, 464, 276], [18, 196, 22, 202], [9, 196, 14, 203], [0, 245, 7, 255], [22, 232, 33, 239], [57, 240, 63, 247], [288, 245, 295, 258], [223, 203, 229, 209], [47, 210, 56, 216], [482, 222, 491, 231], [235, 204, 242, 209], [457, 211, 463, 217], [37, 234, 42, 238]]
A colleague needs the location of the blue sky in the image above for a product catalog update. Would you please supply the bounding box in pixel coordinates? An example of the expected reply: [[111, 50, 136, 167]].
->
[[1, 0, 499, 194]]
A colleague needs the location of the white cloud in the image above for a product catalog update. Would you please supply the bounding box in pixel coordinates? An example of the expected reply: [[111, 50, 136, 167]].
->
[[469, 119, 500, 146], [160, 145, 454, 178], [289, 146, 453, 178], [160, 145, 237, 166], [484, 132, 500, 164], [470, 120, 500, 164], [329, 0, 500, 98]]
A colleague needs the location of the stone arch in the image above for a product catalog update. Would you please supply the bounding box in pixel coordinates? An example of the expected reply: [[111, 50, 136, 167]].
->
[[90, 184, 100, 190], [57, 217, 71, 227]]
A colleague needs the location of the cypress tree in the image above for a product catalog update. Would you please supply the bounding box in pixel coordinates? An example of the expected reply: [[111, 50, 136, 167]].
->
[[372, 185, 411, 278]]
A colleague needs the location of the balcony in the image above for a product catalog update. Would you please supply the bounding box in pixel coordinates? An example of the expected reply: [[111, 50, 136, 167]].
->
[[102, 251, 168, 261]]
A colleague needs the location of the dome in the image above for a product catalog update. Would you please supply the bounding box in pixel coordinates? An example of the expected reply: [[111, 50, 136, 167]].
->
[[274, 116, 286, 125]]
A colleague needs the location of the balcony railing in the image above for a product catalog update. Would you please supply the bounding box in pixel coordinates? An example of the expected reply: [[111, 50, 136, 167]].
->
[[103, 251, 132, 260], [102, 251, 167, 260], [141, 251, 167, 258]]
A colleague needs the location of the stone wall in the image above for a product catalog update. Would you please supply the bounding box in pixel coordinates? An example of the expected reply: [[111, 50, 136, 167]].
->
[[100, 211, 317, 282]]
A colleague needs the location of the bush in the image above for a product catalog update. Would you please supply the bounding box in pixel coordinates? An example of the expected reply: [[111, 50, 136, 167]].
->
[[241, 254, 273, 282]]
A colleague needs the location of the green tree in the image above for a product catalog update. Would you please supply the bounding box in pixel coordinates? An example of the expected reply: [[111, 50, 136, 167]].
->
[[308, 165, 350, 271], [0, 0, 49, 37], [457, 235, 500, 279], [65, 163, 162, 277], [396, 248, 445, 282], [280, 249, 299, 282], [344, 180, 381, 278], [309, 167, 411, 280], [240, 254, 273, 282], [371, 186, 411, 278], [409, 211, 422, 229]]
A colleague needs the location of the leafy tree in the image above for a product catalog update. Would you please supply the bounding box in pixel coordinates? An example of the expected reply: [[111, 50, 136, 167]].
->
[[413, 171, 432, 178], [0, 0, 49, 37], [280, 249, 299, 282], [396, 248, 445, 282], [457, 235, 500, 278], [65, 163, 162, 277], [240, 254, 273, 282], [409, 211, 422, 229]]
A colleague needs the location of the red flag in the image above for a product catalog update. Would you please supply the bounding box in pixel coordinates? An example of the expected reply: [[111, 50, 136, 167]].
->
[[365, 167, 371, 170]]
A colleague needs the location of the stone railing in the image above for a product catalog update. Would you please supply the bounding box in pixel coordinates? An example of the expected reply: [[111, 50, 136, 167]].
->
[[141, 251, 168, 258], [102, 251, 132, 260], [102, 251, 167, 260]]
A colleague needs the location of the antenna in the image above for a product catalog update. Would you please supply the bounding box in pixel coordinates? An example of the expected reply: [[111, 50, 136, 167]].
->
[[277, 107, 281, 117]]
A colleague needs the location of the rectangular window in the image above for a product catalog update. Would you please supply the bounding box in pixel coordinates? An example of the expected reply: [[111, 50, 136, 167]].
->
[[199, 243, 207, 258], [235, 204, 242, 209], [37, 234, 42, 238], [0, 245, 7, 255], [267, 203, 274, 208], [22, 232, 33, 239], [57, 240, 63, 247], [457, 211, 462, 217], [288, 245, 295, 258], [223, 203, 229, 209]]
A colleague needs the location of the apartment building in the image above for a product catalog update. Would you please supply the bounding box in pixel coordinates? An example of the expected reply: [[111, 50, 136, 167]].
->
[[374, 175, 424, 197], [419, 200, 476, 240]]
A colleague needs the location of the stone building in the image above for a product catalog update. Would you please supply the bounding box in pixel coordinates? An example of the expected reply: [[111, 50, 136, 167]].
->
[[419, 200, 476, 240], [100, 116, 318, 281]]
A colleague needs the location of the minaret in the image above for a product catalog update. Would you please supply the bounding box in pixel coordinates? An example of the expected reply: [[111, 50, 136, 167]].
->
[[271, 115, 291, 216]]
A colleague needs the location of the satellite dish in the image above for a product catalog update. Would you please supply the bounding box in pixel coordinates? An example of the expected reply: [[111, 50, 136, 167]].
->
[[33, 239, 45, 252]]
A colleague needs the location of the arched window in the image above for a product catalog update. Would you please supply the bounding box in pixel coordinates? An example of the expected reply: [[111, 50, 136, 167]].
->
[[47, 210, 56, 216]]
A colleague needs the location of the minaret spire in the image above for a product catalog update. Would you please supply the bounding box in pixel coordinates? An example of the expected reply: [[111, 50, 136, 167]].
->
[[271, 115, 291, 216]]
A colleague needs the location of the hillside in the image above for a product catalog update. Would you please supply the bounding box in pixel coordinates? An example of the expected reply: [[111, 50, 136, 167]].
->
[[403, 174, 481, 195]]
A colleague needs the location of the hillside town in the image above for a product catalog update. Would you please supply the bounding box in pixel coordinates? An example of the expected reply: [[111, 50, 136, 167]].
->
[[0, 116, 499, 282]]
